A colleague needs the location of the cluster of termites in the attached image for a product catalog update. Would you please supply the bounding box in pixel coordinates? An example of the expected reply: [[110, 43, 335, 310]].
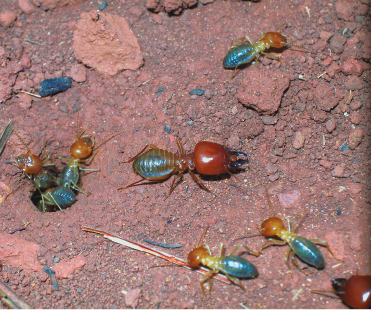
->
[[12, 117, 118, 213], [4, 22, 369, 309]]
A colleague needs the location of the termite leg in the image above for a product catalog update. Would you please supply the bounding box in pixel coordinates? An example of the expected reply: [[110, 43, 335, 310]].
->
[[225, 274, 246, 292], [259, 238, 287, 255], [290, 250, 309, 276], [309, 238, 343, 262], [175, 138, 184, 155], [123, 144, 160, 163], [68, 180, 88, 196], [188, 170, 212, 193], [261, 52, 281, 60], [229, 244, 259, 257], [117, 178, 148, 191], [165, 172, 186, 200]]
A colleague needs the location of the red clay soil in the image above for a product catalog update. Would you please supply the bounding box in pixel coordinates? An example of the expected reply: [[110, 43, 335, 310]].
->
[[0, 0, 370, 308]]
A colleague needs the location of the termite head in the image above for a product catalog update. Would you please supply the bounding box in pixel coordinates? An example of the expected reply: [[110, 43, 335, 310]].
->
[[260, 217, 284, 237], [15, 152, 42, 174], [70, 136, 95, 159], [188, 246, 208, 268], [263, 32, 288, 49], [193, 141, 248, 175]]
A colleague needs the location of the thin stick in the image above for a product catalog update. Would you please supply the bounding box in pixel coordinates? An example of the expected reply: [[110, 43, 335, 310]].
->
[[0, 120, 13, 156], [143, 239, 182, 249], [0, 280, 32, 309], [80, 225, 231, 284], [20, 90, 42, 98]]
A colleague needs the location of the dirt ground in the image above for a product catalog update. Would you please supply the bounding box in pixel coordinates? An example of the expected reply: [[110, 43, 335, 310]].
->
[[0, 0, 370, 308]]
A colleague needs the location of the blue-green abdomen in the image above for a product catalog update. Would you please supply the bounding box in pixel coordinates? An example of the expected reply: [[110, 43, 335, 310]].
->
[[219, 256, 258, 278], [291, 237, 325, 268], [223, 44, 256, 69], [59, 165, 79, 188], [51, 186, 76, 208]]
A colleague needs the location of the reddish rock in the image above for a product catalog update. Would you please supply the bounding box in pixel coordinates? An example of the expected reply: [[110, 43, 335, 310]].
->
[[313, 81, 341, 111], [0, 47, 23, 103], [327, 62, 342, 78], [322, 57, 333, 67], [125, 288, 141, 308], [151, 13, 162, 24], [292, 131, 305, 149], [329, 34, 346, 53], [18, 0, 37, 13], [31, 0, 77, 10], [345, 76, 367, 90], [335, 0, 354, 20], [0, 233, 43, 274], [341, 59, 363, 76], [348, 182, 363, 194], [70, 64, 87, 82], [0, 11, 17, 27], [199, 0, 215, 4], [53, 255, 87, 278], [20, 53, 32, 69], [319, 31, 334, 42], [17, 92, 32, 109], [325, 119, 336, 133], [348, 128, 364, 149], [146, 0, 197, 14], [350, 111, 362, 124], [277, 190, 301, 208], [349, 101, 362, 110], [73, 11, 143, 76], [319, 159, 332, 169], [237, 67, 290, 115], [332, 163, 346, 177]]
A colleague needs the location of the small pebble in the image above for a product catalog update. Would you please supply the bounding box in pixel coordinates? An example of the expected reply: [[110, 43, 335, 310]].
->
[[38, 77, 72, 97], [350, 111, 361, 124], [348, 182, 363, 194], [266, 163, 278, 175], [204, 89, 213, 99], [339, 142, 349, 151], [319, 159, 332, 169], [268, 173, 279, 182], [187, 120, 194, 126], [189, 89, 205, 96], [292, 131, 305, 149], [261, 115, 278, 125], [350, 101, 362, 110], [163, 125, 171, 134], [332, 164, 346, 178], [98, 0, 108, 10], [54, 257, 60, 263], [325, 119, 336, 133], [337, 209, 342, 216], [155, 86, 165, 94], [348, 128, 364, 149]]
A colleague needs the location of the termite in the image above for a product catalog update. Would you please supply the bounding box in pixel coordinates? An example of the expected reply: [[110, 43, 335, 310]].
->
[[223, 23, 313, 80], [118, 138, 248, 199], [187, 227, 258, 295]]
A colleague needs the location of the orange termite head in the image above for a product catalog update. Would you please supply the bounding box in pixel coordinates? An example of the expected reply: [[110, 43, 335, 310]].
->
[[187, 246, 208, 268], [15, 152, 43, 174], [193, 141, 248, 175], [260, 217, 284, 237], [263, 32, 288, 49], [70, 136, 95, 159]]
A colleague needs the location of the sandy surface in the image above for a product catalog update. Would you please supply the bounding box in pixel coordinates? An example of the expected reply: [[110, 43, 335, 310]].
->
[[0, 0, 370, 308]]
